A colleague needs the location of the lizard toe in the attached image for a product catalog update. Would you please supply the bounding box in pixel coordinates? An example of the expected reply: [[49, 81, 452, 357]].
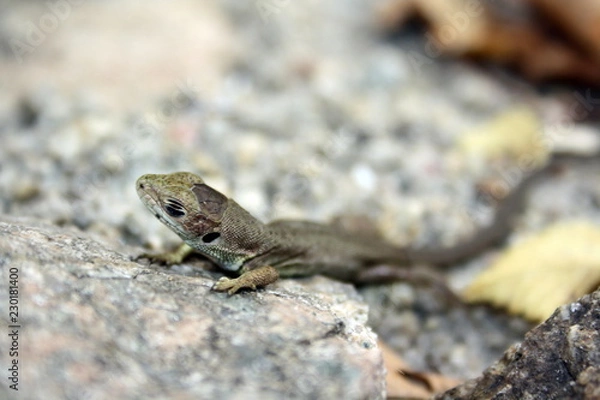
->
[[212, 277, 236, 292]]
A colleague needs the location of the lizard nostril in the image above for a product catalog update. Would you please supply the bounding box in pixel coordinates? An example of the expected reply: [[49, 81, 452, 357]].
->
[[139, 183, 145, 189]]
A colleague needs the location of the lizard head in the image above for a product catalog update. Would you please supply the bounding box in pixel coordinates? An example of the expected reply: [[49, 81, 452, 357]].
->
[[136, 172, 228, 243]]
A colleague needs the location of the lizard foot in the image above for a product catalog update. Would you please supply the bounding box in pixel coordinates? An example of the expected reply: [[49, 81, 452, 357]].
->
[[135, 252, 180, 265], [135, 243, 194, 265], [212, 265, 279, 295]]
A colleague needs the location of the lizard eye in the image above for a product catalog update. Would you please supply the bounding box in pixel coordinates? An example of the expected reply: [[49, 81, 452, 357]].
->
[[202, 232, 220, 243], [163, 199, 186, 218]]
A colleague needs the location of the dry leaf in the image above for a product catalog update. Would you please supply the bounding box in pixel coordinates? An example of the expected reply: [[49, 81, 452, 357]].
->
[[379, 340, 462, 399], [458, 106, 549, 166], [378, 0, 600, 86], [463, 221, 600, 321], [529, 0, 600, 63]]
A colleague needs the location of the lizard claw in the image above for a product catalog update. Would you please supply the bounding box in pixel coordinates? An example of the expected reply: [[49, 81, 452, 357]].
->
[[212, 277, 254, 295], [135, 252, 175, 265], [134, 243, 194, 266], [211, 266, 279, 295]]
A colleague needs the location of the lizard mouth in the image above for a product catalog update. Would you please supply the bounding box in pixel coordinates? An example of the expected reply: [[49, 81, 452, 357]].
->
[[137, 188, 161, 217], [136, 178, 190, 241], [136, 181, 167, 222]]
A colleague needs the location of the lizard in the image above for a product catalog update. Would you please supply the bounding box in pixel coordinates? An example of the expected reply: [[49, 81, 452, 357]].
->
[[135, 152, 598, 294]]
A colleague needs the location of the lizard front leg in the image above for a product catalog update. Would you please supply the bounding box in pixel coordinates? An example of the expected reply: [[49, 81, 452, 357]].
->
[[212, 265, 279, 295], [137, 242, 195, 265]]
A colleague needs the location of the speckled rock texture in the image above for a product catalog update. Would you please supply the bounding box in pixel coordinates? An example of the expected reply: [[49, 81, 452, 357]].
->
[[0, 217, 385, 400], [439, 290, 600, 400], [1, 1, 600, 398]]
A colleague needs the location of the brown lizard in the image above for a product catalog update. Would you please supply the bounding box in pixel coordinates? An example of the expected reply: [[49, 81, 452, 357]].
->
[[135, 153, 597, 294]]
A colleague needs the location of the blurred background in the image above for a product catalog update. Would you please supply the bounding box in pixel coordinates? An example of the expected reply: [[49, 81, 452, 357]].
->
[[1, 0, 600, 386], [2, 0, 598, 241]]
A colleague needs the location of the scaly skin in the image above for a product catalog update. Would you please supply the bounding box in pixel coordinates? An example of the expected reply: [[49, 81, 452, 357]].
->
[[136, 172, 415, 293], [135, 153, 598, 294]]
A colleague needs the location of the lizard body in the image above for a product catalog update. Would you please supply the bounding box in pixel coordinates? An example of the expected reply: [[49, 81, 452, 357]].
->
[[137, 173, 413, 292], [136, 153, 597, 294]]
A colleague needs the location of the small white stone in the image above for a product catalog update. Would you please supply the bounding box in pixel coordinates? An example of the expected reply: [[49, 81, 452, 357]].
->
[[545, 123, 600, 155], [351, 164, 377, 193], [236, 132, 268, 167], [569, 302, 583, 314]]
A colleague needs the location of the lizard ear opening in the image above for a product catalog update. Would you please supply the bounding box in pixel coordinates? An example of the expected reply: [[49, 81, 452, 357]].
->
[[201, 232, 221, 243], [191, 184, 228, 220]]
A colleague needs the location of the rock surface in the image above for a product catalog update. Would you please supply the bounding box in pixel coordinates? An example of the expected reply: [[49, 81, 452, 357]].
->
[[439, 289, 600, 400], [1, 1, 600, 397], [0, 217, 385, 400]]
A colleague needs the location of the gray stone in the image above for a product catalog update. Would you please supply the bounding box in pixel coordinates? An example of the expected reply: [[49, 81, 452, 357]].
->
[[0, 217, 385, 400], [438, 290, 600, 400]]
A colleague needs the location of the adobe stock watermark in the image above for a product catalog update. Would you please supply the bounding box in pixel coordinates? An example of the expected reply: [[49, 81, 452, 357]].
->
[[270, 128, 354, 219], [9, 0, 86, 63], [67, 79, 199, 216], [460, 87, 600, 227], [7, 266, 20, 392], [565, 88, 600, 121], [255, 0, 291, 23], [404, 0, 486, 75]]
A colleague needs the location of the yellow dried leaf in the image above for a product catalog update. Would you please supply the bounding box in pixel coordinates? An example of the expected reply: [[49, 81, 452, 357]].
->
[[458, 106, 549, 167], [462, 221, 600, 321]]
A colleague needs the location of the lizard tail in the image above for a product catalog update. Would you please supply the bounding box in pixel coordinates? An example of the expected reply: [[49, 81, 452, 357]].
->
[[405, 152, 600, 266]]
